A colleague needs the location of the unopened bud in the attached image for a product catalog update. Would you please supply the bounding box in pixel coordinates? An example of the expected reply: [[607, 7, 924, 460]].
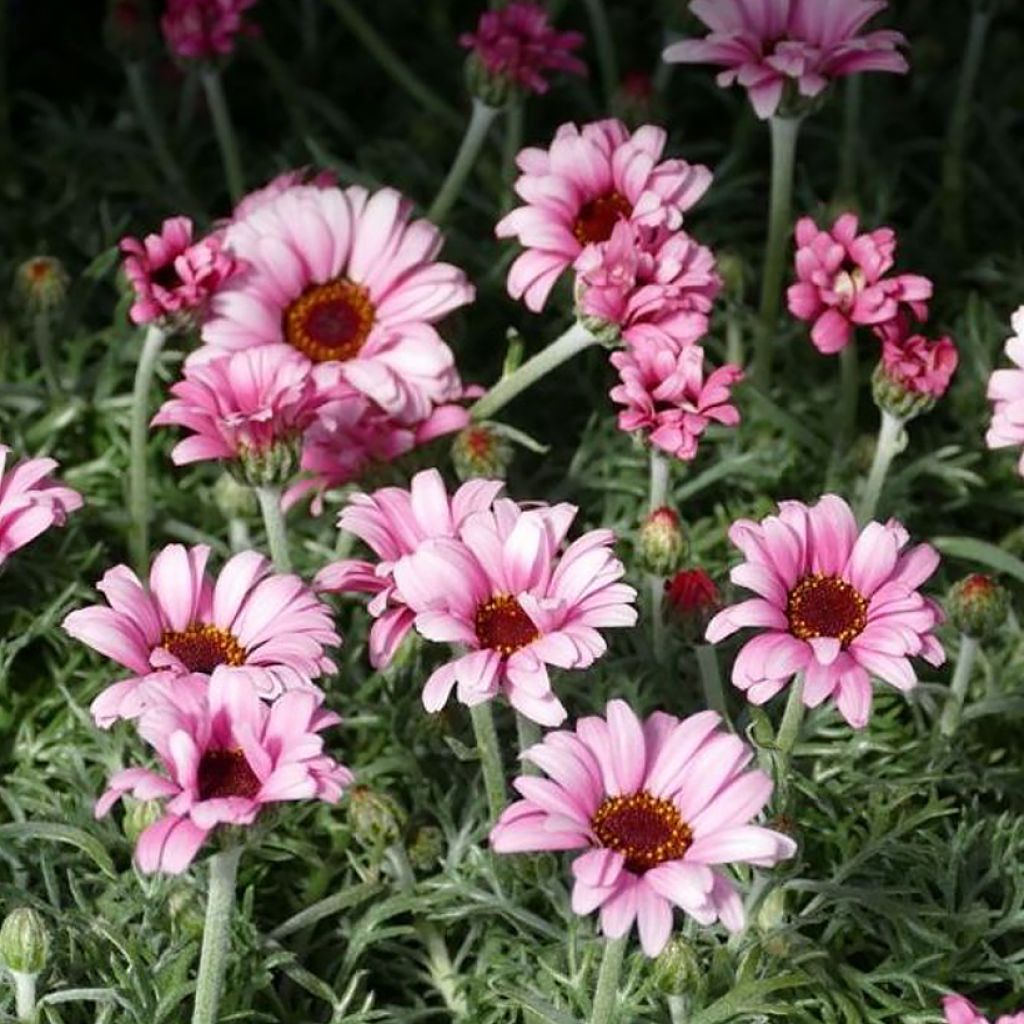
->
[[664, 567, 720, 641], [946, 574, 1010, 641], [756, 885, 787, 933], [871, 361, 936, 422], [349, 786, 406, 848], [234, 439, 301, 489], [14, 256, 69, 315], [123, 798, 163, 845], [650, 936, 701, 996], [0, 908, 50, 976], [451, 422, 514, 482], [213, 470, 257, 519], [637, 507, 687, 577], [406, 825, 445, 872]]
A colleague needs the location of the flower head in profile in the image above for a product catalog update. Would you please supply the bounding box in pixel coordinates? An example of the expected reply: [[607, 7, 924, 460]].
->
[[491, 700, 796, 955], [460, 1, 585, 102], [664, 0, 908, 120], [121, 216, 239, 327], [496, 119, 712, 312], [610, 340, 743, 462], [665, 567, 720, 641], [14, 256, 70, 314], [986, 306, 1024, 477], [95, 674, 351, 873], [63, 543, 339, 726], [872, 314, 957, 420], [161, 0, 258, 61], [706, 495, 944, 728], [786, 213, 931, 354], [0, 447, 82, 568], [390, 500, 637, 725], [200, 184, 474, 424], [943, 994, 1024, 1024]]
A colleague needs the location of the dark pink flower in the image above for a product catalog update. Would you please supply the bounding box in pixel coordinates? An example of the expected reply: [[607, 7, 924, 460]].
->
[[161, 0, 258, 61], [876, 315, 958, 398]]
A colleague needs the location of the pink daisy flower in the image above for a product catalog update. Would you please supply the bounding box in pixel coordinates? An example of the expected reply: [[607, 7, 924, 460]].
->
[[198, 184, 475, 424], [161, 0, 258, 61], [0, 447, 82, 568], [231, 167, 337, 222], [944, 995, 1024, 1024], [63, 543, 339, 726], [316, 469, 505, 669], [120, 216, 240, 327], [875, 315, 958, 399], [490, 700, 796, 956], [390, 501, 637, 726], [151, 344, 324, 468], [609, 340, 743, 462], [575, 221, 722, 347], [705, 494, 945, 729], [663, 0, 908, 120], [459, 1, 586, 97], [986, 307, 1024, 476], [786, 213, 932, 355], [495, 119, 713, 312], [95, 673, 351, 874]]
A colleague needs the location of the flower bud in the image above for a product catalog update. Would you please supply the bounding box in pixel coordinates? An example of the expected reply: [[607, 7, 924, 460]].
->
[[349, 786, 406, 849], [650, 936, 701, 996], [0, 908, 50, 976], [463, 54, 514, 108], [946, 574, 1010, 641], [122, 797, 164, 844], [637, 507, 687, 577], [234, 439, 301, 489], [664, 567, 720, 641], [406, 825, 445, 872], [451, 422, 514, 482], [871, 361, 935, 422], [213, 470, 257, 519], [13, 256, 69, 316], [756, 885, 787, 933], [715, 249, 746, 302]]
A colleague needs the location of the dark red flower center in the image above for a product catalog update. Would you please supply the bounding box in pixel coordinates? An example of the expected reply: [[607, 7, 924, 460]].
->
[[573, 191, 632, 245], [474, 593, 539, 656], [591, 790, 692, 873], [161, 624, 247, 673], [786, 574, 868, 646], [284, 278, 375, 363], [151, 261, 182, 292], [197, 748, 262, 801]]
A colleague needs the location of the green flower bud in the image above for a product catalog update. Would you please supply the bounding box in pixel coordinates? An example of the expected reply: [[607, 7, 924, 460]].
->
[[13, 256, 69, 315], [451, 422, 514, 482], [233, 439, 301, 489], [637, 507, 688, 577], [871, 361, 936, 422], [0, 908, 50, 976], [756, 885, 787, 933], [946, 574, 1010, 641], [122, 798, 163, 845], [213, 471, 257, 519], [349, 787, 406, 849], [406, 825, 445, 872], [650, 936, 701, 996]]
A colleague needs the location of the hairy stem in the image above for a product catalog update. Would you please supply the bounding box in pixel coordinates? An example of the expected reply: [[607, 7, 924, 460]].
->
[[501, 99, 524, 212], [837, 76, 862, 198], [254, 485, 292, 572], [191, 847, 242, 1024], [774, 672, 806, 788], [837, 341, 859, 458], [696, 643, 729, 722], [668, 994, 689, 1024], [201, 67, 245, 204], [429, 99, 500, 223], [469, 702, 506, 823], [32, 311, 60, 396], [590, 933, 628, 1024], [12, 971, 36, 1022], [515, 711, 541, 775], [857, 410, 905, 525], [648, 450, 671, 661], [939, 634, 980, 738]]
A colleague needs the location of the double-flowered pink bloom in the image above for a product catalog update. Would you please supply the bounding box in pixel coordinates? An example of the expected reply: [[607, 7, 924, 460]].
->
[[706, 495, 943, 728], [161, 0, 258, 61], [496, 119, 712, 312], [63, 543, 339, 726], [986, 307, 1024, 476], [0, 447, 81, 569], [96, 672, 351, 873], [664, 0, 908, 120], [944, 995, 1024, 1024], [491, 700, 796, 955], [876, 315, 958, 400], [787, 213, 932, 355]]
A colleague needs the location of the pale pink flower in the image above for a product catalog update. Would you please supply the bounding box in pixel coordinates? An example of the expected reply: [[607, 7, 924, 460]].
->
[[609, 340, 743, 461], [459, 1, 585, 96], [120, 216, 240, 327], [231, 167, 336, 221], [575, 221, 721, 347], [390, 501, 637, 726], [943, 995, 1024, 1024], [0, 447, 82, 568], [95, 673, 351, 874], [161, 0, 257, 61], [152, 345, 324, 466], [490, 699, 796, 955], [786, 213, 932, 354], [663, 0, 908, 120], [706, 495, 945, 729], [496, 119, 712, 312], [316, 469, 505, 669], [875, 315, 958, 398], [63, 543, 339, 726], [986, 307, 1024, 476], [199, 184, 474, 423]]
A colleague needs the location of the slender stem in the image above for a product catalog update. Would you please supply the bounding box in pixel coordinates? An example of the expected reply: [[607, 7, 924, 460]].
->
[[191, 847, 242, 1024], [648, 450, 670, 512], [754, 115, 802, 392], [725, 314, 743, 368], [939, 634, 980, 738], [668, 995, 689, 1024], [471, 321, 599, 421], [857, 410, 905, 525], [696, 644, 728, 722], [500, 99, 524, 212], [515, 711, 541, 774], [200, 68, 244, 203], [254, 485, 292, 573], [590, 934, 628, 1024], [129, 323, 167, 574], [429, 99, 500, 223], [12, 971, 36, 1022], [837, 76, 862, 198], [581, 0, 619, 108], [837, 341, 859, 457], [648, 450, 671, 661], [228, 517, 251, 553], [773, 673, 806, 789], [32, 311, 60, 396], [469, 702, 506, 823]]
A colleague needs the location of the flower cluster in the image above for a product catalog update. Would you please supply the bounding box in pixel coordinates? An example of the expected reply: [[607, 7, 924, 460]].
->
[[944, 995, 1024, 1024], [161, 0, 258, 61], [986, 307, 1024, 476]]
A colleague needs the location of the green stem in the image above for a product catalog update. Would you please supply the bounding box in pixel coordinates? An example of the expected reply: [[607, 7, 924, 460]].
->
[[939, 634, 980, 737], [648, 449, 670, 512], [590, 934, 628, 1024], [857, 410, 905, 525], [725, 313, 743, 368], [774, 673, 806, 787], [469, 702, 506, 823], [129, 323, 167, 574], [754, 115, 802, 393], [32, 311, 60, 396], [648, 450, 671, 661], [228, 517, 251, 553], [668, 995, 689, 1024], [191, 847, 242, 1024], [515, 711, 541, 774], [696, 643, 728, 722], [12, 971, 36, 1022], [429, 99, 500, 223], [254, 485, 292, 572], [837, 341, 859, 457], [500, 99, 524, 212], [471, 321, 599, 421], [201, 67, 244, 203], [581, 0, 619, 107], [837, 76, 862, 199]]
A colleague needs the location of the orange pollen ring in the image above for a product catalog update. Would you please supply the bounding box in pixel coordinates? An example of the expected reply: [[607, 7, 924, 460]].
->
[[160, 623, 247, 674], [786, 573, 868, 646], [284, 277, 375, 363], [591, 790, 693, 873], [473, 593, 539, 657]]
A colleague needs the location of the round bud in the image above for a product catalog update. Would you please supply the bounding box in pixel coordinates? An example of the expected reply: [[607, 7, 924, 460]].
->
[[756, 885, 787, 933], [871, 361, 936, 422], [451, 422, 514, 482], [349, 786, 406, 849], [122, 798, 164, 845], [664, 567, 720, 642], [637, 507, 687, 577], [13, 256, 69, 315], [946, 574, 1010, 641], [234, 439, 301, 489], [406, 825, 445, 872], [0, 907, 50, 976], [650, 936, 702, 996]]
